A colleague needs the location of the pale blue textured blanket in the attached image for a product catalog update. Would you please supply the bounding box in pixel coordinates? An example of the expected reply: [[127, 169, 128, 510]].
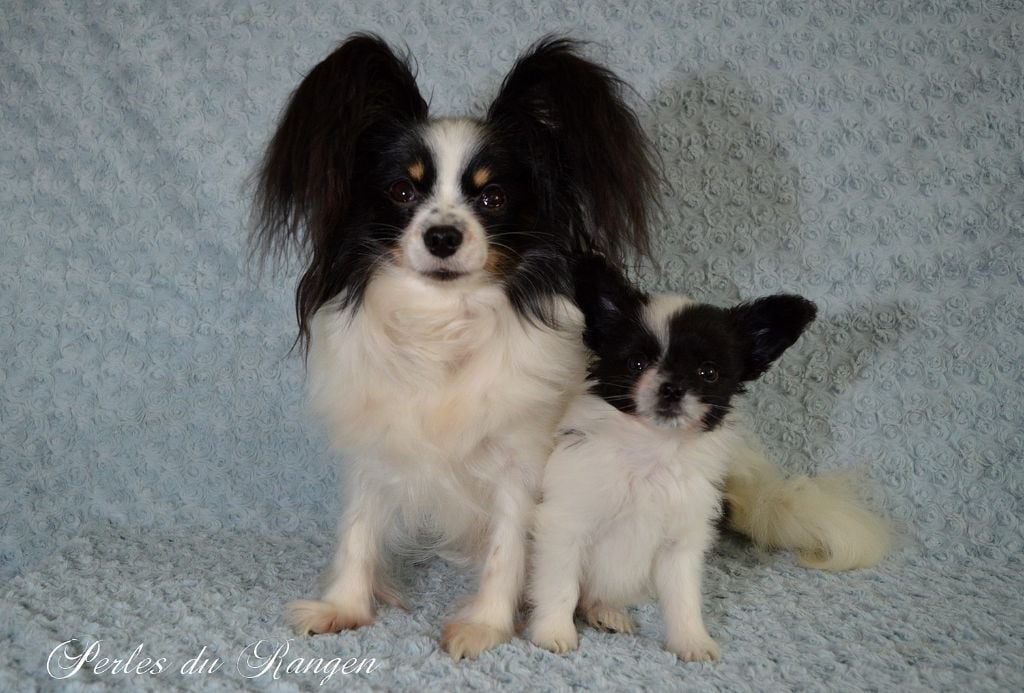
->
[[2, 1, 1021, 690]]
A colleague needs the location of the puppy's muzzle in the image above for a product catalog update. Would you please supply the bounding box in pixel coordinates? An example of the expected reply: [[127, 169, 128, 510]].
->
[[656, 381, 684, 417]]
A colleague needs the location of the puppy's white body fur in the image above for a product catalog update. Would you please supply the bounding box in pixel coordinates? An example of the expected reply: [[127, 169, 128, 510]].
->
[[289, 265, 586, 656], [529, 392, 733, 662]]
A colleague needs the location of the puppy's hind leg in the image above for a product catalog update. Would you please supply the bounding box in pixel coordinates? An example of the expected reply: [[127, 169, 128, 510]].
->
[[579, 597, 634, 634]]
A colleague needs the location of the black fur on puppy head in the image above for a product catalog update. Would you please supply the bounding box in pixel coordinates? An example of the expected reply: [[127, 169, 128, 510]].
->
[[251, 34, 659, 352], [574, 255, 817, 431]]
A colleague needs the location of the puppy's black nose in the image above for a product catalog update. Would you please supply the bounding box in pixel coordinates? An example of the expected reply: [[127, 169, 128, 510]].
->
[[423, 225, 463, 258], [658, 382, 684, 403]]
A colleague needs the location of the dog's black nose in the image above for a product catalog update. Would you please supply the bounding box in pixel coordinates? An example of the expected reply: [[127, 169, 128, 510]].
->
[[658, 382, 684, 403], [423, 225, 463, 258]]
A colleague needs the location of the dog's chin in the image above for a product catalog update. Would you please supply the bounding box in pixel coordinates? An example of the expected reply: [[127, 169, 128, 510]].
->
[[638, 406, 702, 433], [424, 269, 468, 282], [402, 256, 486, 285], [649, 413, 686, 430]]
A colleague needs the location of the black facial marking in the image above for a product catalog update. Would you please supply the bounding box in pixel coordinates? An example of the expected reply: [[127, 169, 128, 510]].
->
[[573, 252, 816, 433], [573, 255, 658, 414], [381, 135, 436, 205], [657, 296, 816, 431], [461, 136, 577, 317], [587, 322, 660, 414], [662, 305, 748, 431]]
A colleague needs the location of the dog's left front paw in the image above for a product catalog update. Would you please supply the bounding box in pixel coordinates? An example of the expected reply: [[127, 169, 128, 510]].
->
[[440, 621, 511, 661], [666, 633, 720, 663]]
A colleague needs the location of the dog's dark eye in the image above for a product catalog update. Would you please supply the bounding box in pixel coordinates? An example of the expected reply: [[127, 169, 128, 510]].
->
[[388, 179, 418, 205], [479, 185, 506, 210], [697, 362, 719, 383], [628, 355, 648, 374]]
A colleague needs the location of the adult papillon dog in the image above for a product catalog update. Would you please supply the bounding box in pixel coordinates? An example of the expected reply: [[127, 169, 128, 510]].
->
[[252, 34, 889, 660]]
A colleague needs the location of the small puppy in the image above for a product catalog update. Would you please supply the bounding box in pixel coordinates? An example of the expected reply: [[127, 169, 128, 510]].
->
[[528, 256, 817, 661]]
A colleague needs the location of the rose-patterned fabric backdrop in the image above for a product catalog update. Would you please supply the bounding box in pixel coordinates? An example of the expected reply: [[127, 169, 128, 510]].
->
[[2, 1, 1021, 689]]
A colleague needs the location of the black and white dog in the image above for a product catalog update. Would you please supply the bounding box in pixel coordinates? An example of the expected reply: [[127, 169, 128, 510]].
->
[[529, 256, 818, 662], [252, 34, 888, 660]]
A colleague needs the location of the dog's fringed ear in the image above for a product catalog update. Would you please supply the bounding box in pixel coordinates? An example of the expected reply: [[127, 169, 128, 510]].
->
[[573, 254, 649, 351], [252, 34, 428, 265], [486, 37, 659, 263], [730, 295, 817, 381]]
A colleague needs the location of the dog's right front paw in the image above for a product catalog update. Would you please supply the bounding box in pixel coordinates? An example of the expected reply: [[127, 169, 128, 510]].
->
[[284, 599, 374, 636], [529, 616, 579, 655]]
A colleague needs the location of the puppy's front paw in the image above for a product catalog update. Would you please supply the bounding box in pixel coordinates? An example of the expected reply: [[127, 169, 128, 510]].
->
[[667, 633, 720, 663], [284, 599, 374, 636], [581, 603, 634, 634], [441, 621, 511, 661], [529, 616, 579, 655]]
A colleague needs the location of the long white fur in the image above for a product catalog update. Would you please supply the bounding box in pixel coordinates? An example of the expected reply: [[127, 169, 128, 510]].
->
[[528, 392, 733, 662]]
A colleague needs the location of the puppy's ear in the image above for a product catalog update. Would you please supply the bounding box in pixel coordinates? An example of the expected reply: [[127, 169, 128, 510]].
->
[[252, 34, 427, 263], [486, 37, 658, 262], [573, 254, 648, 351], [729, 295, 817, 381]]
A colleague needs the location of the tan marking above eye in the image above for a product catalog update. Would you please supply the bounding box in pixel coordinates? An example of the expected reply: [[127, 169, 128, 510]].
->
[[472, 167, 491, 188], [408, 161, 425, 182]]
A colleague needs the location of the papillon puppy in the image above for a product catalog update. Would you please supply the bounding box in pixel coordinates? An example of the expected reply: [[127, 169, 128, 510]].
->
[[253, 34, 888, 661], [528, 256, 817, 661], [253, 34, 657, 660]]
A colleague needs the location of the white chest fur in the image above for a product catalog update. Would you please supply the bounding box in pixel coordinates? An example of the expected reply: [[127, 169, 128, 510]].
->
[[529, 394, 733, 661], [306, 269, 586, 542], [540, 395, 736, 600]]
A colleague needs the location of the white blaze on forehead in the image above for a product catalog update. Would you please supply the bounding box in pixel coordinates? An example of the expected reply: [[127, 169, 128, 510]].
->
[[644, 293, 697, 349], [423, 118, 483, 206]]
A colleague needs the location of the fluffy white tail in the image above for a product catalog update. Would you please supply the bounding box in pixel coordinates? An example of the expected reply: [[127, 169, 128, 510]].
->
[[724, 442, 890, 571]]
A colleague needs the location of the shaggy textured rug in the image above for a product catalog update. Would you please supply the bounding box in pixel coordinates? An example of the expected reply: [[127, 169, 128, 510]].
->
[[2, 0, 1022, 690]]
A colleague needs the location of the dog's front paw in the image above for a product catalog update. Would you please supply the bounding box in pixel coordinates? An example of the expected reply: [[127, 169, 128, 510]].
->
[[581, 603, 634, 634], [666, 633, 720, 663], [529, 616, 579, 655], [440, 621, 511, 661], [285, 599, 374, 636]]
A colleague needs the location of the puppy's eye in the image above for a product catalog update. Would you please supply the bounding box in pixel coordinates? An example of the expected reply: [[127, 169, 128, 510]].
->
[[388, 179, 418, 205], [627, 355, 648, 374], [697, 362, 719, 383], [479, 185, 506, 210]]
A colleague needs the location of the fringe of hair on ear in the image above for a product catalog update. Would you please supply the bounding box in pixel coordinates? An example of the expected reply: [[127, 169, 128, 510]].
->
[[249, 33, 428, 352], [724, 440, 891, 571], [486, 36, 662, 266]]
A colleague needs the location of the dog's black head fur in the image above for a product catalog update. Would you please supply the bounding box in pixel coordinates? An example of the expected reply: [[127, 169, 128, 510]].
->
[[252, 35, 659, 352], [574, 255, 817, 431]]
